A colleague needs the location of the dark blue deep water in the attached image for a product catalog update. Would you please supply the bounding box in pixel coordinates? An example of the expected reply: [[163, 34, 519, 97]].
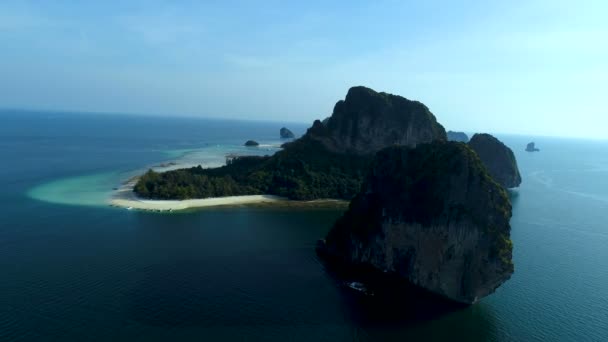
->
[[1, 110, 607, 341]]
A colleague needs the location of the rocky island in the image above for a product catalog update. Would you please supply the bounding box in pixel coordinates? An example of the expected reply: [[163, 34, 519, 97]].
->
[[318, 142, 514, 304], [468, 134, 522, 188], [526, 142, 540, 152], [133, 86, 446, 200], [280, 127, 295, 139], [447, 131, 469, 143], [244, 140, 259, 147], [305, 86, 446, 154]]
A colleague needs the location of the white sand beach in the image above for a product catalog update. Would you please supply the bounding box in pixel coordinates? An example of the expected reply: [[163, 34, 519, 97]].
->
[[109, 179, 347, 211], [110, 194, 287, 211], [109, 155, 347, 211], [109, 178, 287, 211]]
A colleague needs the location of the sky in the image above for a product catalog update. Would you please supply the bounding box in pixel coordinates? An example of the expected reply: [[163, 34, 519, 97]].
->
[[0, 0, 606, 139]]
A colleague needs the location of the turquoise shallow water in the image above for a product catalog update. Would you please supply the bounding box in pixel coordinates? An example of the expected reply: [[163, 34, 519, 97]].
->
[[25, 119, 284, 207], [1, 110, 607, 341], [27, 172, 120, 206]]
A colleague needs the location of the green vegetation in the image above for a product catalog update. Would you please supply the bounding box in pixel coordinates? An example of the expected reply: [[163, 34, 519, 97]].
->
[[134, 137, 372, 201], [134, 86, 459, 202]]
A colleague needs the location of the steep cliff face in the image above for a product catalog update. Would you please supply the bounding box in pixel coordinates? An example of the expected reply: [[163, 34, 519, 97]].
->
[[306, 86, 447, 155], [468, 134, 522, 188], [321, 142, 514, 304], [447, 131, 469, 143]]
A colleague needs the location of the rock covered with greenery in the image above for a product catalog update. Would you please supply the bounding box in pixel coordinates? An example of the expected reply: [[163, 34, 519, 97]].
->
[[307, 86, 447, 155], [468, 134, 522, 188], [280, 127, 295, 139], [244, 140, 259, 147], [319, 142, 514, 304], [134, 86, 447, 200], [447, 131, 469, 142]]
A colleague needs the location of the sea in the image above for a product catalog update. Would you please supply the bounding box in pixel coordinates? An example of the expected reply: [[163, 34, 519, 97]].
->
[[1, 110, 607, 341]]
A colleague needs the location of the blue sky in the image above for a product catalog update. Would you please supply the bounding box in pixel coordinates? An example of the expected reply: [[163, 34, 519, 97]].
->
[[1, 0, 606, 139]]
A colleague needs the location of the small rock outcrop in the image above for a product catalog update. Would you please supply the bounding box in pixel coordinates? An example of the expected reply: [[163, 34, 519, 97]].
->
[[305, 86, 447, 155], [447, 131, 469, 143], [319, 142, 514, 305], [526, 142, 540, 152], [280, 127, 295, 139], [468, 134, 522, 188], [244, 140, 259, 147]]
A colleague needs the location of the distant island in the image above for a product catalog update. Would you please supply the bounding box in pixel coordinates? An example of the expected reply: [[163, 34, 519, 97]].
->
[[469, 133, 522, 188], [447, 131, 469, 142], [526, 142, 540, 152], [244, 140, 259, 147], [280, 127, 295, 139]]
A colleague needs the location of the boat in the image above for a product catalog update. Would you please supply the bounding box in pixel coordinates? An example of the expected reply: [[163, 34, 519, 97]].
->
[[344, 281, 374, 296]]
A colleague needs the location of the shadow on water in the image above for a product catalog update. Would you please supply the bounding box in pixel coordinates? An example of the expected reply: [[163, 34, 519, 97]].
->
[[125, 250, 347, 328], [122, 208, 498, 340], [509, 188, 520, 207], [317, 254, 500, 341], [318, 253, 463, 323], [125, 249, 498, 341]]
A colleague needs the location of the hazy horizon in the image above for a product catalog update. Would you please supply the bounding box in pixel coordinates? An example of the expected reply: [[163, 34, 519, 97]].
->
[[1, 1, 606, 140]]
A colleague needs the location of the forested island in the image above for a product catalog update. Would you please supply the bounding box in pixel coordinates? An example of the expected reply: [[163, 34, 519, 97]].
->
[[134, 138, 370, 200], [134, 86, 446, 200], [134, 86, 521, 203]]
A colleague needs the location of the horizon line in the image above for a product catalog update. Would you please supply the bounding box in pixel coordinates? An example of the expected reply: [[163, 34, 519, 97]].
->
[[1, 106, 606, 142]]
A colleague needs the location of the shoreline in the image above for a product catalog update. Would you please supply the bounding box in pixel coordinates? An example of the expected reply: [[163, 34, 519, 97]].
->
[[109, 176, 286, 211], [109, 176, 347, 211], [110, 194, 289, 211], [109, 146, 348, 211]]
